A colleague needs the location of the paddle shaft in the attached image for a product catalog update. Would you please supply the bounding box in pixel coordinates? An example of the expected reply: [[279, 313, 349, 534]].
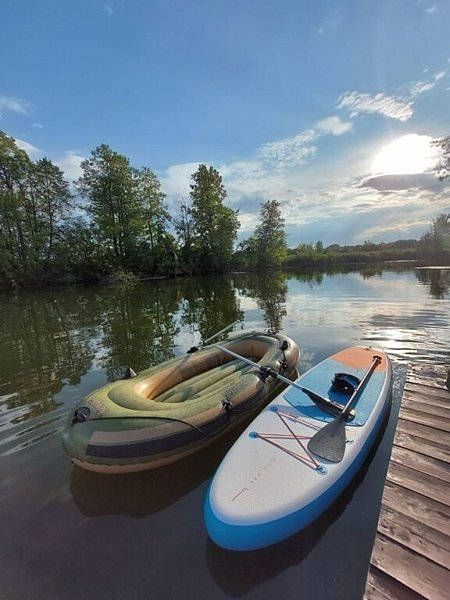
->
[[201, 320, 240, 346], [339, 354, 382, 418], [187, 320, 240, 353], [216, 344, 353, 417]]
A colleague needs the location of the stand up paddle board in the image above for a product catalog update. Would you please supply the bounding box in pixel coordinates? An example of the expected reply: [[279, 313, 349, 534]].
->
[[204, 345, 392, 550]]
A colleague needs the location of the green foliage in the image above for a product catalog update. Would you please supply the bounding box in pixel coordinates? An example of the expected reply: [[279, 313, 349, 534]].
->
[[433, 136, 450, 181], [76, 145, 138, 265], [419, 213, 450, 261], [0, 131, 72, 285], [253, 200, 287, 269], [189, 164, 239, 272], [233, 200, 287, 270]]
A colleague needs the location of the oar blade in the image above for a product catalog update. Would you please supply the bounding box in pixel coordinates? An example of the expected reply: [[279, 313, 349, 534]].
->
[[307, 416, 346, 462]]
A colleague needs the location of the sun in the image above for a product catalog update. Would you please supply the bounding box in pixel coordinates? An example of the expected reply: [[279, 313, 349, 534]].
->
[[371, 134, 440, 175]]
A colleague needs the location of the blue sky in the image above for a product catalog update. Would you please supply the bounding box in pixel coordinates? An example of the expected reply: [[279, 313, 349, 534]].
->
[[1, 0, 449, 246]]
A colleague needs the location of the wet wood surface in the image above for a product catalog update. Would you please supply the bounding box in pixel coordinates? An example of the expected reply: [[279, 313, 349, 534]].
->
[[364, 363, 450, 600]]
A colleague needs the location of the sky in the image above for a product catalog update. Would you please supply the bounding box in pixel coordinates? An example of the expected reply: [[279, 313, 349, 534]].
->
[[1, 0, 450, 247]]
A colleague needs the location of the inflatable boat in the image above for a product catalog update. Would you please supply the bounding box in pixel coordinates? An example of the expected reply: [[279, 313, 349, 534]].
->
[[62, 331, 300, 473]]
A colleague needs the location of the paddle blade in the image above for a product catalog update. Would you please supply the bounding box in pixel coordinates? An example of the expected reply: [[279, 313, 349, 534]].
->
[[307, 416, 347, 462]]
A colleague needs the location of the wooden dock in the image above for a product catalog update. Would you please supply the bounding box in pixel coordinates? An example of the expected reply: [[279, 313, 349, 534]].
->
[[364, 363, 450, 600]]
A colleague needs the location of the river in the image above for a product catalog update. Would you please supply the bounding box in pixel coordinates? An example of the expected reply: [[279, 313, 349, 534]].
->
[[0, 266, 449, 599]]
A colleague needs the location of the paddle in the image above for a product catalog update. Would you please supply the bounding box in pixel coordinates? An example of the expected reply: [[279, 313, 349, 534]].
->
[[216, 345, 355, 419], [187, 320, 240, 353], [307, 354, 382, 462]]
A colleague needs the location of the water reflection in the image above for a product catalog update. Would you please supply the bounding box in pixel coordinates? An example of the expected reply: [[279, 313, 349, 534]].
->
[[179, 275, 243, 341], [415, 267, 450, 298], [0, 266, 448, 438], [70, 414, 254, 518], [0, 294, 94, 420], [233, 271, 288, 332], [95, 282, 181, 380]]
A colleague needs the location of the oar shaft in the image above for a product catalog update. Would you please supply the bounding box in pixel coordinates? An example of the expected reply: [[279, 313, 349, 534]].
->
[[201, 320, 240, 346], [217, 344, 351, 416], [216, 344, 295, 387]]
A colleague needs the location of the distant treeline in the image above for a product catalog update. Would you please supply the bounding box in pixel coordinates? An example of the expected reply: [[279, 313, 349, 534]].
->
[[1, 130, 449, 289]]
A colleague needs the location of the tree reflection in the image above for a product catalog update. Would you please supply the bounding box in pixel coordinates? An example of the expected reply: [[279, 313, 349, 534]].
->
[[180, 275, 243, 341], [233, 271, 288, 332], [0, 293, 95, 420], [415, 268, 450, 299], [94, 282, 181, 380]]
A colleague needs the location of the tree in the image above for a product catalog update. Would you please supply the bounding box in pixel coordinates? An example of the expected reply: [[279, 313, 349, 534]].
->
[[433, 136, 450, 181], [175, 199, 195, 274], [253, 199, 287, 269], [432, 213, 450, 237], [29, 158, 72, 264], [0, 131, 72, 284], [77, 144, 138, 265], [420, 213, 450, 256], [133, 166, 175, 274], [189, 164, 239, 272]]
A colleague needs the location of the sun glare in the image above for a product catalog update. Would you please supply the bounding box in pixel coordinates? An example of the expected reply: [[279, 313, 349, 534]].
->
[[371, 134, 440, 175]]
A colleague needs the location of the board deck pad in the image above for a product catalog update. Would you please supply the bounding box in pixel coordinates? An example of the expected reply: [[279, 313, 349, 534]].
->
[[284, 351, 387, 425]]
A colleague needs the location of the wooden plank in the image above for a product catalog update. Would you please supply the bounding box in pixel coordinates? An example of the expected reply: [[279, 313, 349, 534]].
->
[[365, 364, 450, 600], [386, 462, 450, 506], [396, 419, 450, 447], [403, 379, 449, 399], [370, 533, 450, 600], [376, 504, 450, 568], [406, 366, 449, 388], [380, 480, 450, 535], [401, 396, 450, 418], [365, 567, 426, 600], [399, 407, 450, 433], [402, 389, 450, 410], [393, 430, 450, 464], [389, 445, 450, 483]]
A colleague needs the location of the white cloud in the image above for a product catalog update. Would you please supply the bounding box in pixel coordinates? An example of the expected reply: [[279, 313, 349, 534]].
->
[[410, 80, 435, 96], [55, 151, 85, 181], [359, 172, 446, 192], [159, 162, 200, 200], [14, 138, 43, 159], [356, 219, 431, 241], [105, 5, 114, 16], [257, 129, 318, 169], [315, 116, 353, 136], [410, 69, 447, 96], [0, 95, 32, 118], [32, 122, 43, 129], [337, 91, 413, 121]]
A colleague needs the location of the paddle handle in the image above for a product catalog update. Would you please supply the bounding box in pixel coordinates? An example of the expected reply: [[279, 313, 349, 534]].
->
[[341, 354, 382, 417]]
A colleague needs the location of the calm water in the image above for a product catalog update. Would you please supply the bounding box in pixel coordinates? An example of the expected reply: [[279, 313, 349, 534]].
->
[[1, 266, 449, 600]]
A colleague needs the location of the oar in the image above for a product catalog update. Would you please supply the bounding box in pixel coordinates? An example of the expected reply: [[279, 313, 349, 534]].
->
[[307, 355, 382, 462], [187, 320, 240, 353], [216, 345, 355, 419]]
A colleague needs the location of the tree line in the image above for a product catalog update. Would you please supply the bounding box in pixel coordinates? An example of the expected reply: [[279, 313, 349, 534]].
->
[[0, 130, 449, 289]]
